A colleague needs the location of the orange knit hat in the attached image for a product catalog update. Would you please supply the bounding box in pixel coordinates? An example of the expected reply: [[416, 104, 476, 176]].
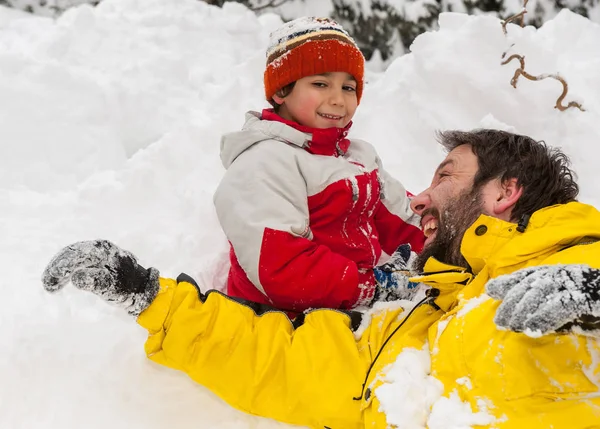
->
[[264, 17, 365, 104]]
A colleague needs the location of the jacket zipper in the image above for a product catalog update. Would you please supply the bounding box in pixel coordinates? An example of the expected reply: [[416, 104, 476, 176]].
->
[[352, 288, 441, 401]]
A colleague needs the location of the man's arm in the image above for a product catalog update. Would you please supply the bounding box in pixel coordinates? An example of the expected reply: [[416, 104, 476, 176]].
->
[[42, 239, 405, 429], [486, 241, 600, 336], [140, 277, 369, 428]]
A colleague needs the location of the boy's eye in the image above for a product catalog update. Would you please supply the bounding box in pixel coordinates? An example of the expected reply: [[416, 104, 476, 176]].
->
[[343, 85, 357, 92], [312, 82, 327, 88]]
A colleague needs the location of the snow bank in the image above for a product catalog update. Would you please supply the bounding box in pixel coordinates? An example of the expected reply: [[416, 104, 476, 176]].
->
[[2, 0, 600, 427]]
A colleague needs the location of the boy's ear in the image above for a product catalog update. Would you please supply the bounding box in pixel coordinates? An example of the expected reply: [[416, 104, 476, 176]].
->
[[492, 178, 523, 219], [272, 93, 285, 105]]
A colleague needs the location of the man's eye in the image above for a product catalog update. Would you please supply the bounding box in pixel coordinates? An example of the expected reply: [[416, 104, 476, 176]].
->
[[438, 172, 450, 178]]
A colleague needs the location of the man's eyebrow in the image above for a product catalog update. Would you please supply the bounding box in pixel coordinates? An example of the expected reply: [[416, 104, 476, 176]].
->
[[435, 159, 454, 175]]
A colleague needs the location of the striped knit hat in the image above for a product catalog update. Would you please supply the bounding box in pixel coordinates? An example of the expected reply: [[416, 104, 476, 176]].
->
[[264, 17, 365, 104]]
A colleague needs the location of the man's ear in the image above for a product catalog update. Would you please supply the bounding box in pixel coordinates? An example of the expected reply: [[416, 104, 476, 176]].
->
[[493, 178, 523, 219]]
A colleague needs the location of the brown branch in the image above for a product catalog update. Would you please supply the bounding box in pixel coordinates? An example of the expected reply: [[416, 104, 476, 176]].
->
[[251, 0, 290, 11], [501, 54, 585, 111], [521, 0, 529, 27], [500, 54, 526, 87], [501, 0, 529, 34]]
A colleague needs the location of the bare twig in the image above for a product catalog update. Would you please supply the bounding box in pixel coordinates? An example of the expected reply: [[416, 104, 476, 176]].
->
[[520, 0, 529, 27], [501, 0, 529, 34], [501, 54, 585, 111], [251, 0, 290, 11]]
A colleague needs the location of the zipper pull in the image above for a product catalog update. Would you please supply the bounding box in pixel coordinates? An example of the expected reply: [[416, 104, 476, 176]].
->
[[425, 288, 441, 310]]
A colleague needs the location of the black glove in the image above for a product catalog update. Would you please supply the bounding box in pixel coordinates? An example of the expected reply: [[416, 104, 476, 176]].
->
[[486, 264, 600, 336], [42, 240, 160, 316], [373, 244, 422, 302]]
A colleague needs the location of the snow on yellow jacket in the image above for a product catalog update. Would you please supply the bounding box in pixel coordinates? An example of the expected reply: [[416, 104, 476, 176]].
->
[[137, 202, 600, 428]]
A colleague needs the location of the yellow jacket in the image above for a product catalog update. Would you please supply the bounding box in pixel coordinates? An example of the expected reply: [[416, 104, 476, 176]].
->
[[137, 202, 600, 428]]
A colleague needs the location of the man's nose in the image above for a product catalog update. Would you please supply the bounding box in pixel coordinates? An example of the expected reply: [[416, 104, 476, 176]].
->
[[410, 191, 430, 215]]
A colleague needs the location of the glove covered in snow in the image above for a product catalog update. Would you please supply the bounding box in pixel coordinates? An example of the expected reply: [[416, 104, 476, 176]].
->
[[42, 240, 160, 316], [486, 264, 600, 336], [373, 244, 421, 302]]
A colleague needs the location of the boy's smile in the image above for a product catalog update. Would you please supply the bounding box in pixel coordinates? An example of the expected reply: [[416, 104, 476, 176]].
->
[[273, 72, 358, 129]]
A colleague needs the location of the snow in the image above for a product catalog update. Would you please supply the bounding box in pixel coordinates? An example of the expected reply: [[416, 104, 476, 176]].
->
[[267, 0, 334, 21], [353, 299, 416, 339], [375, 346, 445, 429], [427, 391, 497, 428], [2, 0, 600, 428], [487, 264, 600, 335], [375, 346, 496, 428], [583, 338, 600, 394], [457, 294, 491, 318]]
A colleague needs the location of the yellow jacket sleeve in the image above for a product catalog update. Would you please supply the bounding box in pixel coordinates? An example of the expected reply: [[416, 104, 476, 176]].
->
[[137, 276, 374, 429], [541, 239, 600, 268]]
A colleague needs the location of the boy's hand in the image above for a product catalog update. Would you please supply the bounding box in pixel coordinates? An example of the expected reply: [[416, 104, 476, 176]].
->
[[486, 264, 600, 336], [373, 244, 421, 302], [42, 240, 160, 316]]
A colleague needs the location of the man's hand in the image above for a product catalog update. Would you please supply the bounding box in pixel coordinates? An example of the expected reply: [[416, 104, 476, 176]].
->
[[486, 264, 600, 336], [42, 240, 160, 316], [373, 244, 422, 302]]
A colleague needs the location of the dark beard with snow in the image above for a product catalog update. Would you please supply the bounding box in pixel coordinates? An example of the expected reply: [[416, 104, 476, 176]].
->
[[414, 189, 484, 273]]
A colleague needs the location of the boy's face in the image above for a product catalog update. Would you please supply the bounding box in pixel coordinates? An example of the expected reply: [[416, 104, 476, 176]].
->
[[273, 72, 358, 129]]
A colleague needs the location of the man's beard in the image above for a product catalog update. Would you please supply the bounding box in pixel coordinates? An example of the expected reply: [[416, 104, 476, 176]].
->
[[414, 188, 484, 273]]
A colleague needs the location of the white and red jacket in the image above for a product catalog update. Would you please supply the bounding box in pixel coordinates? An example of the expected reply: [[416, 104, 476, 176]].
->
[[214, 110, 424, 313]]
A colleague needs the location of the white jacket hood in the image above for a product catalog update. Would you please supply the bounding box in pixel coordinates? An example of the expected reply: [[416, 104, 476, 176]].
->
[[220, 111, 310, 169]]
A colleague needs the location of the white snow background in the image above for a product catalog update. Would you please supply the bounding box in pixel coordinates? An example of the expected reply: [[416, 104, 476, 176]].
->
[[2, 0, 600, 428]]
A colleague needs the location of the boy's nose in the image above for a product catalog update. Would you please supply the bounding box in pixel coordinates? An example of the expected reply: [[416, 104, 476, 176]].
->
[[410, 191, 430, 215], [329, 89, 345, 105]]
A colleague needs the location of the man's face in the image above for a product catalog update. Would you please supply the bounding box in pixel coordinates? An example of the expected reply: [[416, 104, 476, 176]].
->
[[410, 145, 498, 271]]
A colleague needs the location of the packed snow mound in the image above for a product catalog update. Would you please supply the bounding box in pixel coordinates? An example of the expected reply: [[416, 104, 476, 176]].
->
[[1, 0, 600, 428], [355, 10, 600, 203]]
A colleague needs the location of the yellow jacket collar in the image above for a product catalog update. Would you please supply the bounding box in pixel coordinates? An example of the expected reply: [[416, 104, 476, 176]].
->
[[410, 258, 472, 312], [461, 202, 600, 275], [412, 202, 600, 311]]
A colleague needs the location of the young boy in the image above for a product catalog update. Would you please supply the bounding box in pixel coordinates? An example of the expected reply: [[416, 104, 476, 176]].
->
[[214, 17, 424, 314]]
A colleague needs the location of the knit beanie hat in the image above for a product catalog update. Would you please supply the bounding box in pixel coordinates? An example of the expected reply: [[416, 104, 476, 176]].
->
[[264, 17, 365, 104]]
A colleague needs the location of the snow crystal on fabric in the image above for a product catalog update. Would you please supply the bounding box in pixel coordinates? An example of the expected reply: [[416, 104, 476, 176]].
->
[[457, 294, 491, 318], [427, 391, 497, 428], [487, 264, 600, 335], [42, 240, 159, 316], [376, 345, 444, 429], [352, 299, 413, 340], [377, 345, 498, 428], [267, 17, 353, 53]]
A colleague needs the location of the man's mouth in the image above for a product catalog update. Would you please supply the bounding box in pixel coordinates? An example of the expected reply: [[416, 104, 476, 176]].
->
[[318, 112, 344, 121], [421, 216, 439, 245]]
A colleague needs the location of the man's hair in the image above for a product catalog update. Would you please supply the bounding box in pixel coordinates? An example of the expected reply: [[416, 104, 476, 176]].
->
[[437, 129, 579, 221]]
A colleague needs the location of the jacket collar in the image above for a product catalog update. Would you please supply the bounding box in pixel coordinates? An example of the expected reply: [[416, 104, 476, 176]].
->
[[410, 259, 472, 312], [411, 202, 600, 311], [261, 109, 352, 157], [461, 202, 600, 276]]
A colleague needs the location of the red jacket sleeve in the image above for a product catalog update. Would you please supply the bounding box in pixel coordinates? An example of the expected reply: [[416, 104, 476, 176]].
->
[[373, 165, 425, 254], [258, 228, 375, 312]]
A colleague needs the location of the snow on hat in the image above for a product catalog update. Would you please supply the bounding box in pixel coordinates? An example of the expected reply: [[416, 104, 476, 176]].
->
[[264, 17, 365, 104]]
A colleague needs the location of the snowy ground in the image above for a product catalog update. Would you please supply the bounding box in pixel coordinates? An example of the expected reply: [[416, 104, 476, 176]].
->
[[2, 0, 600, 428]]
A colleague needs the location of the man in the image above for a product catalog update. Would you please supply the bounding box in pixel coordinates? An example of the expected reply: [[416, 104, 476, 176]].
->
[[42, 129, 600, 428]]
